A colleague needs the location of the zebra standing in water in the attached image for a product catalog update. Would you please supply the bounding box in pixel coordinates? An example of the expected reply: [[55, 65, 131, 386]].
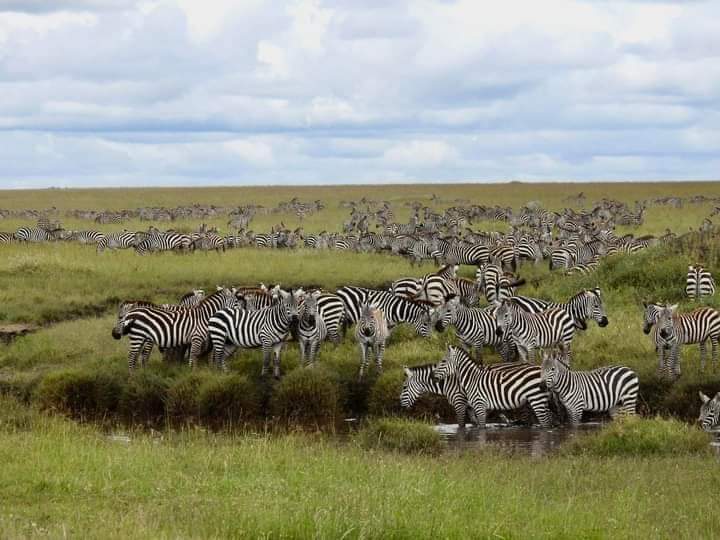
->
[[355, 304, 390, 379], [208, 289, 302, 376], [508, 288, 608, 330], [400, 364, 473, 429], [540, 351, 638, 425], [494, 300, 575, 364], [116, 288, 238, 371], [698, 391, 720, 431], [653, 304, 720, 376], [432, 346, 552, 428], [298, 291, 327, 366], [686, 265, 716, 300]]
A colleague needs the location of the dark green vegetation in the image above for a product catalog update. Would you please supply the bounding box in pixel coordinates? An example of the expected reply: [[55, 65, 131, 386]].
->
[[1, 183, 720, 537]]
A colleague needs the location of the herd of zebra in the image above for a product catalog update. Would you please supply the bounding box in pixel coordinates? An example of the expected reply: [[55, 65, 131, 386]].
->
[[4, 196, 720, 432]]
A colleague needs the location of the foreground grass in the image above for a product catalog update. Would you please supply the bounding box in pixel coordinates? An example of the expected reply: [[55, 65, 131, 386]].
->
[[0, 402, 717, 539]]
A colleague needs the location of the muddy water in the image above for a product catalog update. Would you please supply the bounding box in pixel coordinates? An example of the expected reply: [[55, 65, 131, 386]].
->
[[435, 422, 604, 457]]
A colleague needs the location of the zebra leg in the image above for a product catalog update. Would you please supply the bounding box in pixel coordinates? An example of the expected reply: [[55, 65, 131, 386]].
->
[[272, 342, 283, 379], [140, 340, 153, 367], [189, 336, 203, 369], [526, 345, 535, 364], [358, 342, 369, 380], [656, 345, 665, 377], [671, 345, 681, 379], [699, 340, 707, 372], [127, 338, 145, 371], [529, 397, 553, 428], [299, 340, 308, 366], [374, 342, 385, 374], [472, 401, 487, 429], [261, 345, 271, 377], [309, 340, 319, 366], [712, 336, 719, 370]]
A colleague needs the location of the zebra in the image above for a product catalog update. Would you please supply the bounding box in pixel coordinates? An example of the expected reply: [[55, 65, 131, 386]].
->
[[96, 231, 137, 252], [450, 277, 483, 307], [116, 287, 238, 371], [414, 264, 459, 306], [0, 232, 14, 244], [698, 391, 720, 431], [494, 300, 575, 364], [508, 288, 608, 330], [355, 303, 390, 379], [336, 286, 432, 337], [436, 239, 490, 266], [549, 248, 575, 271], [390, 276, 421, 300], [298, 291, 327, 366], [432, 346, 552, 428], [540, 351, 638, 425], [686, 265, 716, 300], [208, 289, 302, 376], [135, 232, 192, 254], [476, 263, 524, 304], [67, 230, 105, 245], [654, 304, 720, 376], [433, 297, 515, 362], [14, 227, 61, 242]]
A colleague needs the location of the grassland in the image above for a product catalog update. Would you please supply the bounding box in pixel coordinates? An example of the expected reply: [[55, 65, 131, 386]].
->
[[1, 182, 720, 538]]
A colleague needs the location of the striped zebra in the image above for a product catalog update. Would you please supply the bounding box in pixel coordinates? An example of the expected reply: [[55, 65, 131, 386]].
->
[[494, 300, 575, 364], [14, 227, 63, 242], [336, 286, 432, 337], [135, 232, 192, 254], [450, 277, 483, 307], [208, 289, 302, 376], [116, 288, 238, 371], [191, 233, 225, 253], [298, 291, 327, 366], [96, 231, 137, 252], [0, 232, 14, 244], [436, 239, 490, 266], [489, 245, 517, 272], [508, 288, 608, 331], [540, 351, 638, 425], [549, 247, 575, 271], [642, 301, 677, 376], [400, 364, 472, 428], [68, 230, 105, 245], [432, 346, 552, 428], [654, 304, 720, 376], [476, 263, 524, 304], [698, 391, 720, 432], [355, 303, 390, 379], [686, 265, 716, 300], [433, 297, 515, 362], [414, 264, 459, 306]]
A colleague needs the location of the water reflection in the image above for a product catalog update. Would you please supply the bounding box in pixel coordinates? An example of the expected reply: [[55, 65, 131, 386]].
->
[[435, 422, 604, 457]]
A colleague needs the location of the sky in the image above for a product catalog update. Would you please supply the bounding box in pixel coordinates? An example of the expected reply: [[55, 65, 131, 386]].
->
[[0, 0, 719, 188]]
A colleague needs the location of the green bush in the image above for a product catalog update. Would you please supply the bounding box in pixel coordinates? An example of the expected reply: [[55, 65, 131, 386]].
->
[[35, 369, 121, 419], [355, 418, 443, 455], [367, 369, 405, 417], [565, 416, 712, 457], [165, 372, 215, 424], [118, 371, 169, 426], [270, 366, 341, 427], [197, 374, 262, 429]]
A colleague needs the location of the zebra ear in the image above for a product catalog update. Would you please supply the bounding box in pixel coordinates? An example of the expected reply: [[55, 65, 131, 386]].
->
[[403, 366, 412, 377], [700, 391, 710, 404], [216, 285, 223, 291]]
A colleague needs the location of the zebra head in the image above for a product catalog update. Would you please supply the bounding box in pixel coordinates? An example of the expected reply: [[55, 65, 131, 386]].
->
[[657, 304, 678, 342], [400, 365, 429, 409], [698, 391, 720, 432], [432, 346, 459, 381], [586, 288, 608, 328], [641, 301, 664, 335], [432, 296, 459, 332], [494, 300, 514, 338], [300, 291, 322, 323], [111, 301, 134, 339], [276, 289, 301, 322], [358, 303, 378, 338], [540, 351, 567, 390]]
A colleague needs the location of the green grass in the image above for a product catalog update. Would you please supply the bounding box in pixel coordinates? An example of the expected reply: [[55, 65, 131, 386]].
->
[[0, 399, 718, 539]]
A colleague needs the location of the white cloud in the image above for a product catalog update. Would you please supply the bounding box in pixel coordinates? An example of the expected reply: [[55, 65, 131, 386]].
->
[[0, 0, 719, 188]]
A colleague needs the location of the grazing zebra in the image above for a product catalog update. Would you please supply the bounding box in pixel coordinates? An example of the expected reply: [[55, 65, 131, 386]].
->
[[336, 286, 432, 337], [476, 263, 524, 304], [298, 291, 327, 366], [96, 231, 137, 252], [698, 391, 720, 431], [432, 346, 552, 428], [508, 288, 608, 330], [686, 265, 716, 300], [117, 288, 238, 371], [433, 297, 514, 362], [135, 232, 192, 254], [14, 227, 59, 242], [540, 351, 638, 425], [208, 289, 302, 376], [654, 304, 720, 376], [355, 304, 390, 379], [494, 300, 575, 364]]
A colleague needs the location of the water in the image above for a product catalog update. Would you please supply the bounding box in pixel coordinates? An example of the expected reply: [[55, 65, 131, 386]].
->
[[435, 422, 605, 457]]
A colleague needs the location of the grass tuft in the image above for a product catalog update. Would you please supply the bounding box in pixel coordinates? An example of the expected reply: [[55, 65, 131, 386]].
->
[[355, 417, 443, 455]]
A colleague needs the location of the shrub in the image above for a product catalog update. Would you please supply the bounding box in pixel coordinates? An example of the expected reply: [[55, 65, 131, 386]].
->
[[118, 371, 169, 426], [35, 369, 121, 419], [270, 366, 341, 427], [355, 418, 443, 455], [367, 369, 405, 417], [197, 374, 262, 429], [165, 372, 215, 424], [565, 416, 712, 457]]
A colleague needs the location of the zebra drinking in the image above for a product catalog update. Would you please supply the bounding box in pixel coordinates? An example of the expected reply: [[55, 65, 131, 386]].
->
[[698, 391, 720, 432]]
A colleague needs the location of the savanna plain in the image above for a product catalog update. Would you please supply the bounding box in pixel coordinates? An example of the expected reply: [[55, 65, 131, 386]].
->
[[1, 182, 720, 539]]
